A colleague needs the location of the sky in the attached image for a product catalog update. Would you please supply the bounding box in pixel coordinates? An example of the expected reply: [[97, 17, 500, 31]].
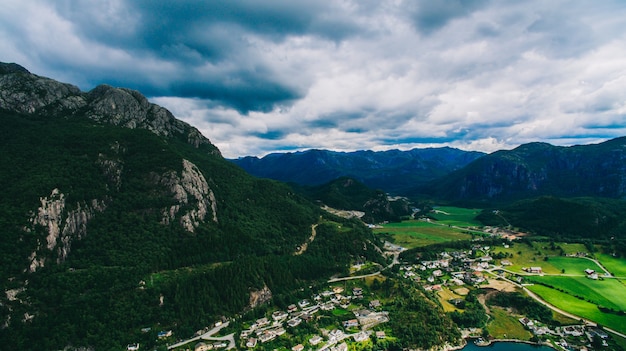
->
[[2, 1, 626, 158]]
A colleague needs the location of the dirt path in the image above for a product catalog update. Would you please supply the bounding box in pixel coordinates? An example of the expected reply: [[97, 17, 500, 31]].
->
[[294, 224, 318, 255]]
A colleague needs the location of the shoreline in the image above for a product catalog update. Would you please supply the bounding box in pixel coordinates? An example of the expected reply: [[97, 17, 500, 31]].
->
[[466, 337, 556, 350]]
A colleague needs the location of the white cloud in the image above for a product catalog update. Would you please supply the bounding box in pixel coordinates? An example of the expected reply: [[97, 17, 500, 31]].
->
[[2, 0, 626, 158]]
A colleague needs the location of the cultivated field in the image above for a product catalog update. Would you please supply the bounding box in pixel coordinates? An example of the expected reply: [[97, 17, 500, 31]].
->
[[374, 220, 472, 248], [428, 206, 483, 227], [596, 253, 626, 277], [527, 284, 626, 334], [529, 276, 626, 311], [373, 207, 480, 248]]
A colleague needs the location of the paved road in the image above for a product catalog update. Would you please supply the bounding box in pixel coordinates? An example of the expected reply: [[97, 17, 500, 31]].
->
[[167, 322, 235, 350], [484, 268, 626, 340]]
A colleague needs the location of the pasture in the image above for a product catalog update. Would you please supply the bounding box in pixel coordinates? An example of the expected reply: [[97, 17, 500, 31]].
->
[[486, 307, 533, 341], [529, 276, 626, 311], [596, 253, 626, 277], [526, 284, 626, 334], [429, 206, 483, 227], [492, 244, 605, 275], [374, 206, 481, 248], [373, 220, 471, 248]]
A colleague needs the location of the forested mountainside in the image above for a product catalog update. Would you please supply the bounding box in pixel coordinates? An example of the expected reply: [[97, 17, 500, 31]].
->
[[476, 196, 626, 241], [293, 177, 413, 223], [230, 147, 485, 195], [419, 138, 626, 203], [0, 62, 383, 350]]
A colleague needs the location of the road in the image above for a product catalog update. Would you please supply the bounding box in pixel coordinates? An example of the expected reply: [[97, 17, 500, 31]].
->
[[484, 267, 626, 340], [167, 321, 236, 350]]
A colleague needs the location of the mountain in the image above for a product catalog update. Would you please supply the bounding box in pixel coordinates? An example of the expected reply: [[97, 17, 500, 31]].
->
[[230, 148, 485, 194], [0, 63, 383, 350], [420, 138, 626, 203], [295, 177, 413, 223], [476, 196, 626, 240]]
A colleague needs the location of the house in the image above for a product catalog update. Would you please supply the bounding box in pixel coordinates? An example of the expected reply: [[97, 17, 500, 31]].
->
[[352, 287, 363, 296], [258, 330, 276, 343], [589, 328, 609, 339], [310, 335, 324, 345], [274, 327, 286, 336], [519, 317, 534, 327], [353, 331, 369, 342], [369, 300, 381, 309], [332, 286, 344, 294], [272, 310, 288, 321], [245, 338, 257, 348], [584, 268, 595, 275], [298, 299, 310, 308], [433, 269, 443, 277], [292, 344, 304, 351], [212, 342, 228, 349], [343, 319, 359, 328], [287, 317, 302, 327], [255, 317, 270, 327], [375, 331, 386, 339], [501, 260, 512, 266], [529, 267, 542, 274], [287, 304, 298, 313], [332, 342, 348, 351], [127, 344, 140, 351], [157, 330, 172, 338]]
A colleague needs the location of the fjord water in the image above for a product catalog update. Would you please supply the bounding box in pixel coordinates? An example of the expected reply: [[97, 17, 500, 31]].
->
[[462, 342, 552, 351]]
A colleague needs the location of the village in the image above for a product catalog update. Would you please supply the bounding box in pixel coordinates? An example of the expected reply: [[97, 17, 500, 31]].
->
[[397, 242, 618, 350], [144, 238, 620, 351]]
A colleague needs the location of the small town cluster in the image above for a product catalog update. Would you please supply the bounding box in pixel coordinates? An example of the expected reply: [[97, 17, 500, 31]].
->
[[238, 285, 389, 351]]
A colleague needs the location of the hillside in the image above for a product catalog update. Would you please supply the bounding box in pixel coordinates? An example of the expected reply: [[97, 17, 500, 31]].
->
[[230, 147, 485, 195], [420, 139, 626, 203], [0, 63, 384, 350], [295, 177, 413, 223], [476, 196, 626, 240]]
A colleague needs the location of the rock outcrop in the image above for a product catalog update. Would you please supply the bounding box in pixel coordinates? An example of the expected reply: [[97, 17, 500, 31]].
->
[[25, 189, 107, 272], [0, 62, 219, 155], [158, 159, 218, 233]]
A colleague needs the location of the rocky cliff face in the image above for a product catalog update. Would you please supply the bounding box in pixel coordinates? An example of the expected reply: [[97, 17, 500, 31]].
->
[[0, 62, 227, 272], [25, 189, 108, 272], [0, 62, 218, 155], [158, 159, 219, 232]]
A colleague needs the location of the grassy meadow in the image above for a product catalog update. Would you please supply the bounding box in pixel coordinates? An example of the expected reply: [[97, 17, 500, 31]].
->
[[373, 206, 480, 248], [429, 207, 483, 227], [596, 253, 626, 277], [527, 284, 626, 334], [374, 220, 472, 248], [529, 276, 626, 311], [486, 307, 533, 340]]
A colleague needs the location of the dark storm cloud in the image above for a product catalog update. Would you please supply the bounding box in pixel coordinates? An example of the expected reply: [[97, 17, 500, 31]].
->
[[409, 0, 490, 34], [2, 0, 626, 157], [41, 0, 365, 113]]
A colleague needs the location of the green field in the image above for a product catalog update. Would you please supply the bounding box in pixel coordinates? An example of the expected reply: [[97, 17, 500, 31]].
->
[[373, 206, 481, 248], [374, 220, 472, 248], [486, 307, 533, 340], [596, 253, 626, 277], [530, 276, 626, 311], [429, 207, 483, 227], [492, 245, 604, 275], [527, 284, 626, 334]]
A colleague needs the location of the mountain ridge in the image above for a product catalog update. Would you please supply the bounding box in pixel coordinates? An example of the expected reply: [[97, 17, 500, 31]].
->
[[0, 61, 383, 350], [230, 147, 485, 194]]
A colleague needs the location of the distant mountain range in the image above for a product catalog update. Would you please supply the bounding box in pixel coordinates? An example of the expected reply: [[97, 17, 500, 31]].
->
[[230, 148, 485, 194], [231, 137, 626, 203], [422, 138, 626, 203]]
